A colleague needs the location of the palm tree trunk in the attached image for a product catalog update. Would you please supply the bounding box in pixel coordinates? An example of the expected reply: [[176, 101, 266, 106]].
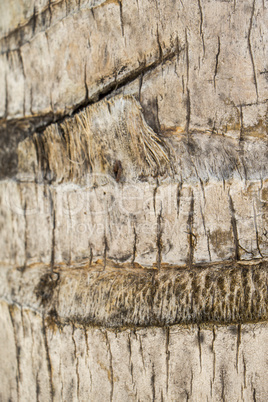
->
[[0, 0, 267, 400]]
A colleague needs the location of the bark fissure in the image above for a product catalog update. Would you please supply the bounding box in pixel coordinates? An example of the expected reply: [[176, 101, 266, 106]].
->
[[104, 331, 114, 402], [165, 327, 170, 393], [197, 0, 205, 55], [197, 326, 202, 372], [228, 194, 240, 261], [176, 182, 182, 218], [1, 46, 182, 139], [200, 205, 212, 262], [42, 317, 54, 400], [72, 325, 80, 401], [118, 0, 125, 37], [187, 192, 195, 268], [253, 201, 263, 258], [8, 306, 21, 401], [236, 323, 241, 372], [185, 29, 191, 135], [213, 36, 221, 89], [132, 227, 137, 267], [248, 0, 258, 101], [156, 204, 163, 270]]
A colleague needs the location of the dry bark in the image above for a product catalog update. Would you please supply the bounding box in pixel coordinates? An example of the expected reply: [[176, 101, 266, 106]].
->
[[0, 0, 268, 401]]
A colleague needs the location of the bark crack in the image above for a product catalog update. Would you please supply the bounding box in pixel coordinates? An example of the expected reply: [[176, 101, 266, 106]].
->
[[118, 0, 125, 37], [151, 363, 156, 402], [213, 36, 221, 90], [156, 203, 163, 270], [197, 0, 205, 55], [128, 333, 136, 390], [132, 226, 137, 267], [8, 306, 21, 401], [49, 196, 57, 272], [187, 191, 195, 268], [212, 326, 216, 382], [165, 327, 170, 393], [3, 46, 182, 135], [197, 326, 202, 372], [4, 72, 8, 119], [42, 316, 54, 400], [176, 182, 182, 218], [200, 205, 211, 262], [72, 325, 80, 401], [104, 331, 114, 402], [236, 323, 241, 372], [253, 200, 263, 258], [228, 193, 240, 261], [185, 29, 191, 135], [239, 104, 244, 141], [248, 0, 259, 101]]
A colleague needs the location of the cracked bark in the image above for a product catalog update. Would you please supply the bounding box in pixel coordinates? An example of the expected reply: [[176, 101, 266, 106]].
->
[[0, 0, 268, 401]]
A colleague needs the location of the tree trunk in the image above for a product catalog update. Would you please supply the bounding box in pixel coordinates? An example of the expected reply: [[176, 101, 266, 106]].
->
[[0, 0, 267, 400]]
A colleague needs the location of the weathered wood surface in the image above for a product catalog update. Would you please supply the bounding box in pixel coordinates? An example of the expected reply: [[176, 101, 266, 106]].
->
[[1, 299, 268, 402], [0, 0, 268, 401]]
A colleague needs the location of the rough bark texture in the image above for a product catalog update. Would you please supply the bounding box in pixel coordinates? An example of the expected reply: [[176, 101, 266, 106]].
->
[[0, 0, 268, 401]]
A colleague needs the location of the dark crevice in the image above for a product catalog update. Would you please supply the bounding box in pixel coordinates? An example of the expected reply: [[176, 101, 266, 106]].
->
[[197, 0, 205, 56], [176, 182, 182, 217], [155, 96, 161, 132], [212, 326, 216, 381], [128, 333, 135, 387], [236, 323, 241, 372], [89, 246, 93, 267], [0, 46, 181, 180], [156, 25, 163, 61], [8, 306, 21, 401], [72, 325, 80, 401], [186, 89, 191, 136], [104, 331, 114, 402], [42, 316, 54, 400], [138, 73, 143, 103], [118, 0, 124, 37], [221, 369, 226, 402], [239, 104, 244, 141], [165, 327, 170, 393], [197, 326, 202, 372], [185, 29, 191, 135], [4, 73, 8, 119], [84, 63, 89, 101], [200, 205, 211, 262], [103, 235, 108, 270], [151, 363, 156, 402], [187, 191, 195, 268], [156, 204, 163, 270], [248, 0, 259, 101], [253, 201, 263, 258], [48, 187, 57, 270], [228, 194, 240, 261], [213, 36, 221, 89], [132, 227, 137, 267]]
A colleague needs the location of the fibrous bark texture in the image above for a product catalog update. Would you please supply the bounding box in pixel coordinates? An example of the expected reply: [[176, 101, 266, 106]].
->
[[0, 0, 267, 400]]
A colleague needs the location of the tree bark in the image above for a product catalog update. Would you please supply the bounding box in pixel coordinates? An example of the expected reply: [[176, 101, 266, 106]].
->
[[0, 0, 267, 401]]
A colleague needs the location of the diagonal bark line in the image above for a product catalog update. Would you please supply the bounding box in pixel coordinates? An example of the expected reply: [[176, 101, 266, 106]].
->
[[1, 46, 182, 134], [248, 0, 259, 101]]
